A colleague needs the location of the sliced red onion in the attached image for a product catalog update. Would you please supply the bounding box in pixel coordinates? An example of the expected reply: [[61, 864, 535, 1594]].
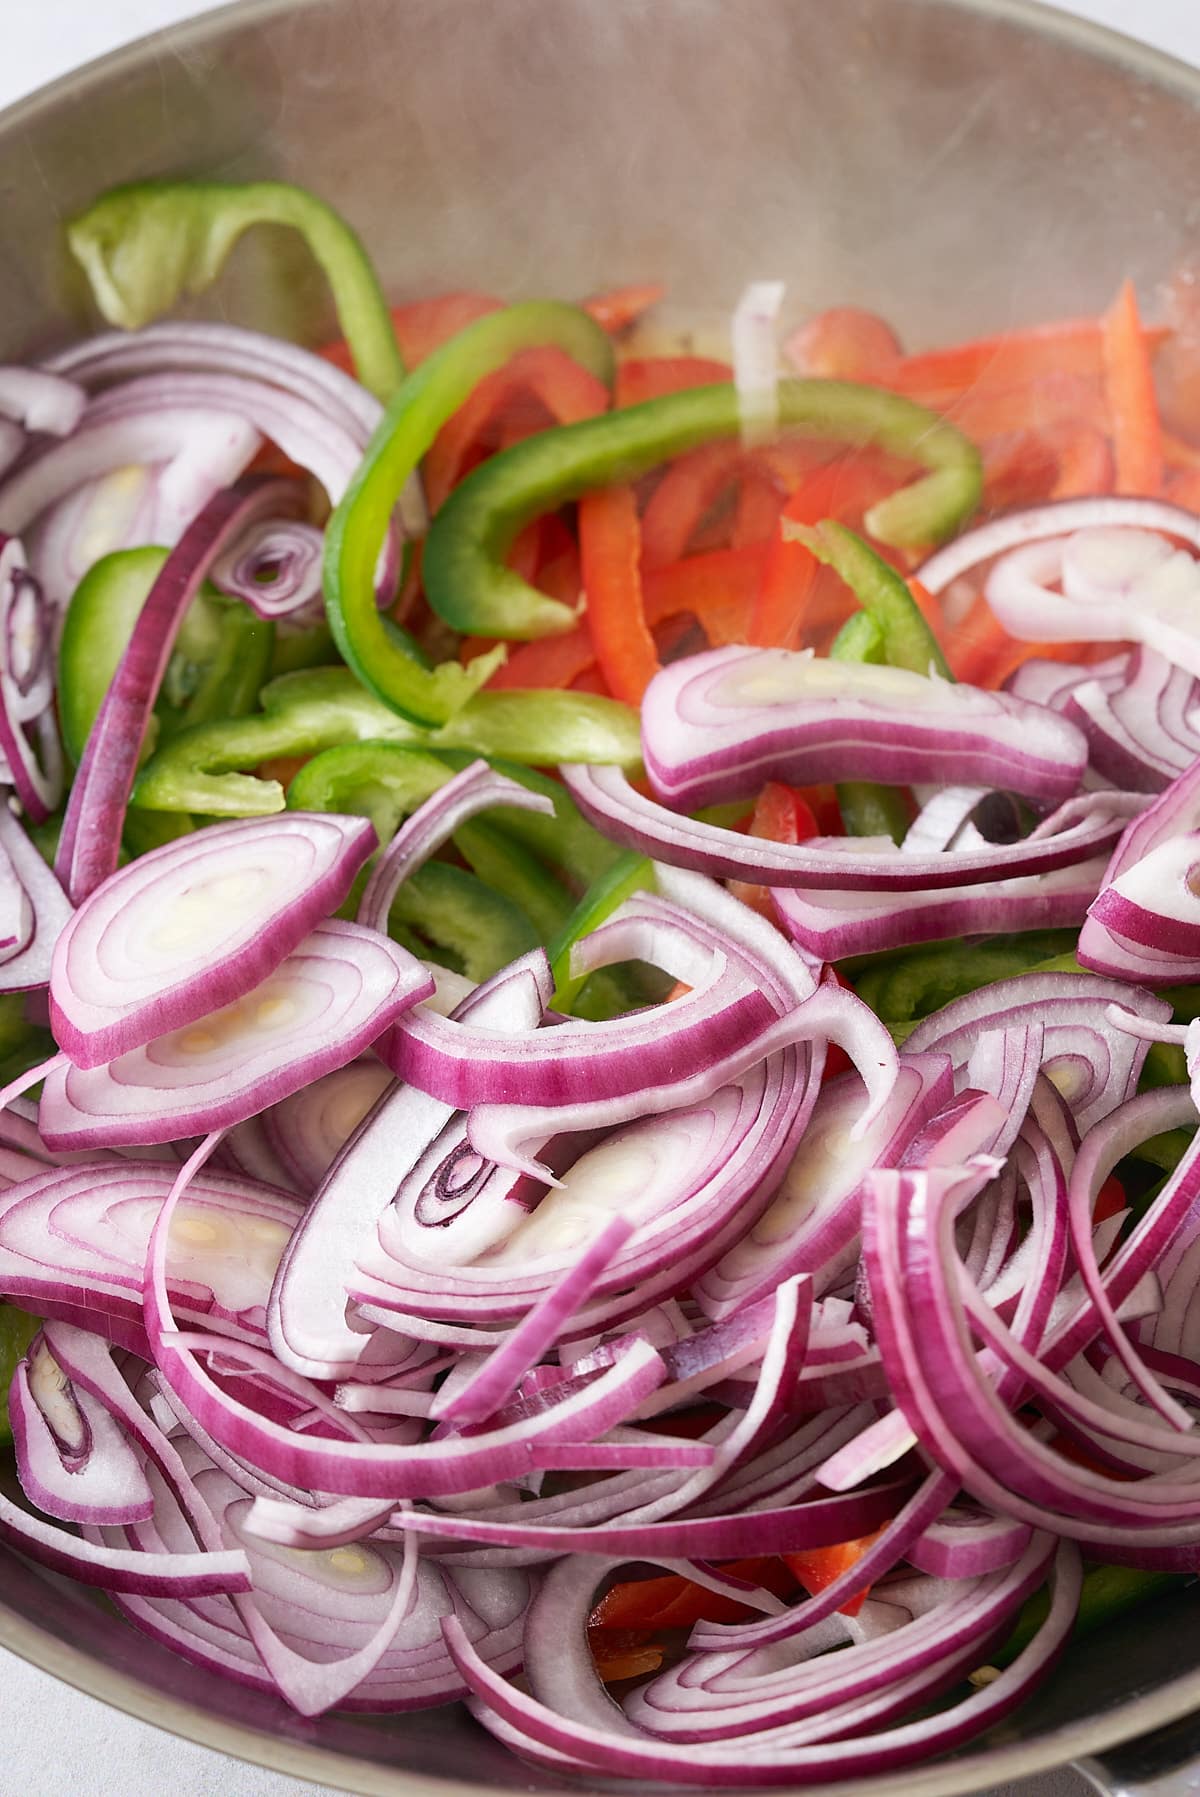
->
[[0, 1159, 303, 1353], [0, 535, 53, 722], [694, 1055, 953, 1320], [905, 972, 1169, 1133], [38, 920, 430, 1150], [899, 785, 988, 855], [1005, 652, 1129, 712], [210, 518, 326, 626], [387, 1481, 906, 1562], [385, 918, 776, 1111], [441, 1227, 678, 1418], [9, 1332, 154, 1526], [774, 852, 1107, 961], [261, 1059, 393, 1192], [0, 367, 86, 437], [917, 496, 1200, 597], [1079, 755, 1200, 980], [358, 760, 554, 938], [1087, 829, 1200, 960], [0, 1478, 250, 1596], [732, 280, 784, 446], [355, 1067, 810, 1330], [443, 1540, 1079, 1784], [55, 476, 311, 905], [464, 976, 889, 1189], [0, 536, 62, 822], [268, 961, 548, 1383], [907, 1506, 1033, 1579], [563, 764, 1141, 891], [986, 525, 1200, 680], [0, 411, 262, 609], [46, 319, 425, 538], [49, 809, 376, 1069], [66, 374, 372, 523], [1064, 649, 1200, 793], [622, 1535, 1052, 1743], [641, 646, 1087, 811]]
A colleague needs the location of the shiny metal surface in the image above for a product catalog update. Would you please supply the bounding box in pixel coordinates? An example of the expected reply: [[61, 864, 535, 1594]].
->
[[1, 0, 1200, 1790]]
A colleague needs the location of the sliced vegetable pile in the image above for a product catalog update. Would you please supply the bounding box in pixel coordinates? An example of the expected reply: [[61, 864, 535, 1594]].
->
[[0, 176, 1198, 1780]]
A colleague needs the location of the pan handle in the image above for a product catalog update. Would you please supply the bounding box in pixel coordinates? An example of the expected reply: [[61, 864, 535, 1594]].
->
[[1075, 1714, 1200, 1796]]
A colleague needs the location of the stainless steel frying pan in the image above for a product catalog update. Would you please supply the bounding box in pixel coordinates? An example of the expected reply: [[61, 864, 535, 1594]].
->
[[1, 0, 1198, 1790]]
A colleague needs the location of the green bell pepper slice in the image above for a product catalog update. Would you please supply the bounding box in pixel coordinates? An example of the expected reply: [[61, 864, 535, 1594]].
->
[[820, 521, 955, 841], [423, 380, 981, 641], [388, 860, 538, 982], [847, 929, 1080, 1028], [790, 518, 953, 678], [68, 179, 404, 403], [287, 741, 612, 948], [132, 667, 641, 817], [0, 1306, 40, 1445], [826, 603, 909, 845], [548, 851, 658, 1015], [58, 547, 274, 766], [986, 1565, 1184, 1672], [324, 301, 616, 721]]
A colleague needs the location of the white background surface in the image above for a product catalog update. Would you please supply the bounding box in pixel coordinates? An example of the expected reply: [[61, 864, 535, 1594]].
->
[[0, 0, 1198, 1793]]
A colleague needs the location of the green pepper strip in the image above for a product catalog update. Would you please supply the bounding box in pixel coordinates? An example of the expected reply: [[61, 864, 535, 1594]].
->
[[797, 520, 952, 678], [58, 548, 273, 766], [987, 1565, 1184, 1671], [131, 668, 642, 817], [286, 740, 573, 947], [423, 380, 981, 641], [390, 861, 539, 984], [68, 179, 404, 403], [819, 521, 955, 842], [846, 930, 1081, 1028], [324, 302, 617, 720], [825, 608, 909, 844], [548, 852, 657, 1014]]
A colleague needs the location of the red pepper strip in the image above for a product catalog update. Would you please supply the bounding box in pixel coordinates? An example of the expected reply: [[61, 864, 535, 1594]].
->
[[819, 966, 855, 1079], [979, 426, 1114, 512], [424, 345, 610, 512], [639, 441, 745, 569], [590, 1559, 798, 1632], [748, 457, 900, 648], [570, 664, 612, 696], [1163, 430, 1200, 472], [784, 306, 903, 381], [731, 469, 787, 550], [643, 542, 767, 646], [887, 317, 1169, 396], [479, 543, 767, 692], [1103, 279, 1164, 497], [578, 484, 660, 704], [730, 782, 819, 922], [783, 1530, 884, 1617], [1051, 426, 1115, 499], [388, 291, 504, 367], [317, 292, 503, 377], [615, 355, 731, 407], [587, 1631, 665, 1684], [905, 576, 947, 644], [947, 592, 1104, 691], [530, 513, 583, 610], [1093, 1173, 1127, 1226], [505, 518, 544, 585], [923, 372, 1109, 441], [582, 282, 667, 335], [1165, 466, 1200, 510]]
